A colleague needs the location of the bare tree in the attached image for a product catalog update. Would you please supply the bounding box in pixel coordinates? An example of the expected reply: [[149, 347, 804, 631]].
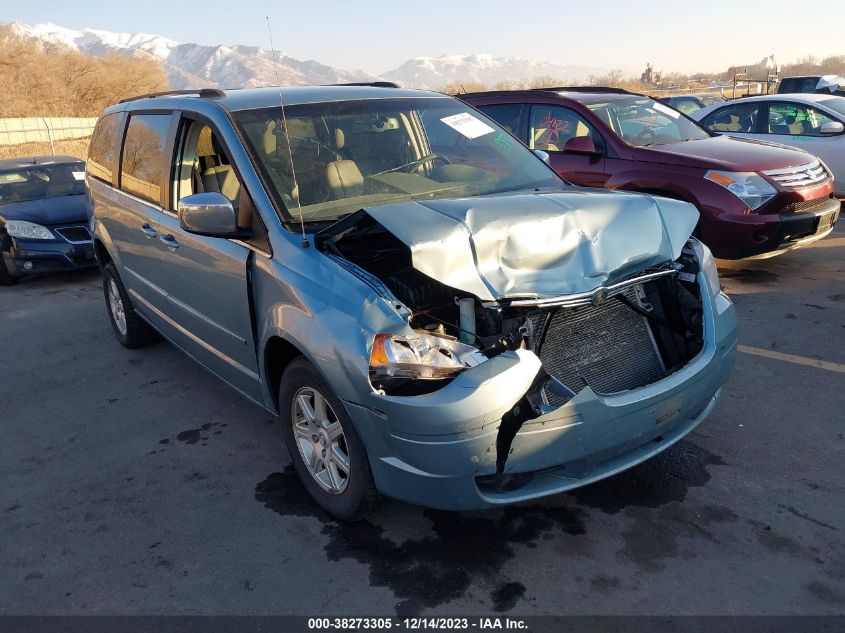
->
[[441, 80, 488, 94], [0, 26, 168, 118]]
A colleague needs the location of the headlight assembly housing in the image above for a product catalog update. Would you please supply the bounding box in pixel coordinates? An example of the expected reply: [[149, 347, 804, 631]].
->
[[369, 331, 486, 393], [5, 220, 54, 240], [704, 170, 776, 210]]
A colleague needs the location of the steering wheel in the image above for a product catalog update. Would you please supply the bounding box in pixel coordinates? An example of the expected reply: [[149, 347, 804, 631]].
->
[[372, 154, 449, 177], [633, 128, 657, 144]]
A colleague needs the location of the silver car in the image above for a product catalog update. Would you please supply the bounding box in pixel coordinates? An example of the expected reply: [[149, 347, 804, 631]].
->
[[88, 85, 737, 518], [693, 94, 845, 197]]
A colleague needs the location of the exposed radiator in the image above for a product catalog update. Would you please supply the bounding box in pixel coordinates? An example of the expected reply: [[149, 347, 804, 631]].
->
[[531, 287, 667, 406]]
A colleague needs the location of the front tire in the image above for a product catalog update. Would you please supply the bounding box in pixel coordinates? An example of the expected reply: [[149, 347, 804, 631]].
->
[[279, 358, 379, 520], [102, 262, 158, 348], [0, 233, 18, 286]]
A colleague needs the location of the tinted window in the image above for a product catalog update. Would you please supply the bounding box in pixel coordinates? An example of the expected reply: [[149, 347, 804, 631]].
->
[[87, 113, 119, 183], [0, 163, 86, 204], [766, 102, 835, 136], [478, 104, 522, 135], [702, 103, 760, 133], [528, 105, 602, 152], [120, 113, 171, 204], [779, 77, 818, 93]]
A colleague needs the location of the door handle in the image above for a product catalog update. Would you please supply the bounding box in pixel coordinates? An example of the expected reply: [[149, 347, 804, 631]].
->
[[159, 234, 180, 250], [140, 223, 157, 239]]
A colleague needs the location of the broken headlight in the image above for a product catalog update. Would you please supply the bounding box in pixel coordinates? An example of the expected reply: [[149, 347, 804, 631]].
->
[[369, 331, 484, 384]]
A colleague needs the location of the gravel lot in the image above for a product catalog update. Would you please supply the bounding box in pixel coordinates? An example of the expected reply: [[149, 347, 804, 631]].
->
[[2, 223, 843, 616]]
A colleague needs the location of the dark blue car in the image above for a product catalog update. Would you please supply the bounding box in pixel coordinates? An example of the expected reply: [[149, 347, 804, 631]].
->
[[0, 156, 96, 285]]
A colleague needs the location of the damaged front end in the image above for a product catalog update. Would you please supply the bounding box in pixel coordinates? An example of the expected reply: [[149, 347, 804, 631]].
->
[[317, 192, 723, 495]]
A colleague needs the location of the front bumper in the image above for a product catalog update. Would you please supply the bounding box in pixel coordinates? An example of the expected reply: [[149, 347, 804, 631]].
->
[[349, 287, 737, 511], [703, 195, 840, 260], [5, 237, 96, 276]]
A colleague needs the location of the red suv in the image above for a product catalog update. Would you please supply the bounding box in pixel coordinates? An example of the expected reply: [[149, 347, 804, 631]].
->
[[460, 88, 839, 259]]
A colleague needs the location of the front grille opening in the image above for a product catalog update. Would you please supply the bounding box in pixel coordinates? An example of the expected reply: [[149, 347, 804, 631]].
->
[[782, 195, 835, 215], [530, 276, 704, 406], [55, 226, 92, 243]]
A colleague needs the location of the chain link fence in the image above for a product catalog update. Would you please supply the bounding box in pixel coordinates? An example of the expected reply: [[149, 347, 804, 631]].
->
[[0, 117, 96, 161]]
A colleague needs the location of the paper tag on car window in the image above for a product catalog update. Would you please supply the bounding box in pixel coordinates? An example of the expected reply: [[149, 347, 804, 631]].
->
[[72, 171, 85, 181], [441, 113, 495, 139], [652, 102, 681, 119]]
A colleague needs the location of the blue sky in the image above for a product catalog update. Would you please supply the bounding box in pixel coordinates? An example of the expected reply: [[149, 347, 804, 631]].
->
[[6, 0, 844, 75]]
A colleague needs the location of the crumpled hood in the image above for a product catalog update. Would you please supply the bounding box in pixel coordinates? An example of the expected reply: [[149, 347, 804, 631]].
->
[[364, 190, 699, 302]]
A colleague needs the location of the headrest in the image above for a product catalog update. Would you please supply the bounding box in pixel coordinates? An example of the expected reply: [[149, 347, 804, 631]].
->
[[196, 126, 215, 156], [335, 128, 345, 150], [262, 121, 277, 154]]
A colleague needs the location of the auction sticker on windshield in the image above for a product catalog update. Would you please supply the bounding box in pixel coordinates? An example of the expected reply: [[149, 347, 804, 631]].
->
[[72, 171, 85, 181], [441, 112, 495, 139]]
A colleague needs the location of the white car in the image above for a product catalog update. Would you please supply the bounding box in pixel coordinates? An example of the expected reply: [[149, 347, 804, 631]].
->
[[692, 94, 845, 197]]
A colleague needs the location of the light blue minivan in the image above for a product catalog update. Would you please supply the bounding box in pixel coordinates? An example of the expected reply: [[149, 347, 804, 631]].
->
[[88, 85, 737, 518]]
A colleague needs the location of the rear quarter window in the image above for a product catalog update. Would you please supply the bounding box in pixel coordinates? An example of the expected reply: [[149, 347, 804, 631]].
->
[[87, 113, 120, 183]]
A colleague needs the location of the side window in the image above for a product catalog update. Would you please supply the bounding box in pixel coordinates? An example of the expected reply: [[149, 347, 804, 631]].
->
[[174, 122, 242, 211], [766, 103, 834, 136], [120, 113, 171, 204], [478, 104, 522, 136], [528, 105, 602, 153], [87, 113, 119, 183], [173, 119, 270, 252], [702, 104, 759, 133]]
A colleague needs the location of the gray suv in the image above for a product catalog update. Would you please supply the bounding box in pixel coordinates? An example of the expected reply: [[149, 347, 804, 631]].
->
[[88, 85, 737, 519]]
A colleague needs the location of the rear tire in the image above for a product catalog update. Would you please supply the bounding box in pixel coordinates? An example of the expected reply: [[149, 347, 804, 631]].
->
[[0, 233, 18, 286], [279, 357, 379, 520], [102, 262, 158, 349]]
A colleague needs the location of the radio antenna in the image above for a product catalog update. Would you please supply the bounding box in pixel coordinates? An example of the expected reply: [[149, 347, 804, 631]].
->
[[266, 16, 308, 248]]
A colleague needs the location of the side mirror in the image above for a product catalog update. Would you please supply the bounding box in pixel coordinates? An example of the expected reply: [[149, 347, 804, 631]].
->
[[820, 121, 845, 135], [177, 192, 238, 236], [563, 136, 599, 155], [533, 149, 550, 164]]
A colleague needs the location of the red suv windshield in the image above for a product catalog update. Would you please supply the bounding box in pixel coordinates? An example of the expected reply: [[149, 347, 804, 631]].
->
[[587, 97, 711, 147]]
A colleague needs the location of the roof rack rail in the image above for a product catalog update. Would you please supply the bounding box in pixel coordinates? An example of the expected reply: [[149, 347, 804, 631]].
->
[[530, 86, 634, 94], [328, 81, 401, 88], [118, 88, 226, 104]]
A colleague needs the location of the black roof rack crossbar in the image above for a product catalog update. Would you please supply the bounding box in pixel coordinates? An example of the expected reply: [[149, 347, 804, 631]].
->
[[327, 81, 400, 88], [118, 88, 226, 104]]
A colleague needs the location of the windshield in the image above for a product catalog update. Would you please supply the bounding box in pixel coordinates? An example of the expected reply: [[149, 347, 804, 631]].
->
[[0, 162, 86, 204], [587, 97, 711, 147], [698, 94, 726, 106], [234, 97, 563, 225], [818, 97, 845, 117]]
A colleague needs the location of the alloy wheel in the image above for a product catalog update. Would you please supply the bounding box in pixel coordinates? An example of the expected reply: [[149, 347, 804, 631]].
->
[[291, 386, 350, 494], [108, 278, 127, 336]]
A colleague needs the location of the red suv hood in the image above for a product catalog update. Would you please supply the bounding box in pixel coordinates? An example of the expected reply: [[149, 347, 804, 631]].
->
[[633, 135, 815, 172]]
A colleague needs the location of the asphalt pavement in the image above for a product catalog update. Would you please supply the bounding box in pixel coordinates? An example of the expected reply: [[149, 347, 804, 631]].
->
[[1, 223, 843, 616]]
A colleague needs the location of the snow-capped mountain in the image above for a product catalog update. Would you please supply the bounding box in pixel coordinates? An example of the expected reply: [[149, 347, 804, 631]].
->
[[7, 23, 608, 90], [383, 53, 606, 89], [7, 22, 381, 89]]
